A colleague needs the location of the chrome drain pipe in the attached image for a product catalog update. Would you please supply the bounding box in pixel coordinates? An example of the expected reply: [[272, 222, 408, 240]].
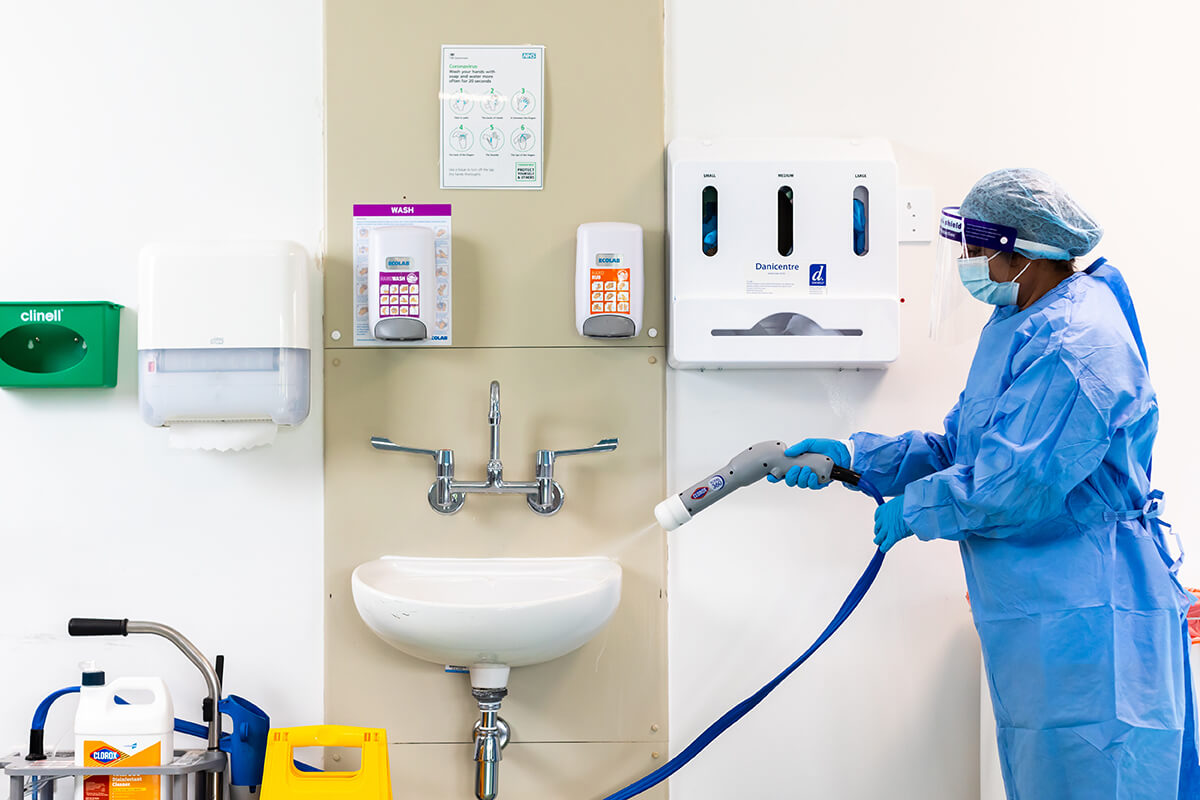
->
[[471, 689, 510, 800]]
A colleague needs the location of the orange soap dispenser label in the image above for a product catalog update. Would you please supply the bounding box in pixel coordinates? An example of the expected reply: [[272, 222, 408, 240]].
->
[[590, 254, 630, 315]]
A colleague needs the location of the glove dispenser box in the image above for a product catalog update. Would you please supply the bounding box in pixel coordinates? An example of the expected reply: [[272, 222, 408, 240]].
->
[[0, 302, 122, 388], [667, 138, 900, 369], [137, 241, 311, 427]]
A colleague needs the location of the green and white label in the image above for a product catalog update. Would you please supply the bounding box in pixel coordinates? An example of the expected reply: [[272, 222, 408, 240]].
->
[[440, 45, 545, 190]]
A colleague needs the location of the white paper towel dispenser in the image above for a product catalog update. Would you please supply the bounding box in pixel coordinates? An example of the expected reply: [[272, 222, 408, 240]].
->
[[137, 241, 311, 443]]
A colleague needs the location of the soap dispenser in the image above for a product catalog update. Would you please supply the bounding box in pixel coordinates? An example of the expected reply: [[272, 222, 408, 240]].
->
[[575, 222, 644, 339], [368, 226, 435, 341]]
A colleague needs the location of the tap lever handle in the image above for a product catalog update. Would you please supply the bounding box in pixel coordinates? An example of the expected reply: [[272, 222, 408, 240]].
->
[[370, 436, 438, 458], [551, 438, 619, 459]]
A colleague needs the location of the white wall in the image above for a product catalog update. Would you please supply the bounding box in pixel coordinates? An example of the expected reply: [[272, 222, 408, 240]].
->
[[666, 1, 1200, 798], [0, 0, 324, 756]]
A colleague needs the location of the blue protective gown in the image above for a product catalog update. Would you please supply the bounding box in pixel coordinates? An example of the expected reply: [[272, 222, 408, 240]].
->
[[851, 260, 1200, 799]]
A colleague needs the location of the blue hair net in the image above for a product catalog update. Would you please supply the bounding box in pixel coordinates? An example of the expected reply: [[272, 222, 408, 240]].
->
[[959, 168, 1103, 260]]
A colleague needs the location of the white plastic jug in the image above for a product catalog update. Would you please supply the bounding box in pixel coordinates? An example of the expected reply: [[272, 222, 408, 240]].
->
[[74, 676, 174, 800]]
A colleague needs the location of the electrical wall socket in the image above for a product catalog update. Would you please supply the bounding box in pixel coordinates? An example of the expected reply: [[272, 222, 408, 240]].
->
[[899, 186, 933, 243]]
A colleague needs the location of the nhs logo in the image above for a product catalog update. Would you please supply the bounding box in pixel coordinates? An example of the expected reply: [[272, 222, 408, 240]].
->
[[809, 263, 827, 287], [522, 51, 538, 59]]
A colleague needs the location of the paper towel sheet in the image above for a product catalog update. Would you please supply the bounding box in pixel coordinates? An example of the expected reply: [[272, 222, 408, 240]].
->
[[167, 421, 278, 451]]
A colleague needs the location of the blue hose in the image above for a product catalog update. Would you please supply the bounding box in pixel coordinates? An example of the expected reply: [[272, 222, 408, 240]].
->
[[31, 688, 80, 731], [601, 477, 887, 800]]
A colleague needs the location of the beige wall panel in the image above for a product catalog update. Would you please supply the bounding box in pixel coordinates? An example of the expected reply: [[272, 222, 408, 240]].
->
[[325, 0, 666, 349], [387, 742, 668, 799], [325, 347, 667, 744], [325, 0, 668, 793]]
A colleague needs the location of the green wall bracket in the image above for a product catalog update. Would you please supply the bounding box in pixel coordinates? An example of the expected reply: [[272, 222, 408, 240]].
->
[[0, 302, 123, 388]]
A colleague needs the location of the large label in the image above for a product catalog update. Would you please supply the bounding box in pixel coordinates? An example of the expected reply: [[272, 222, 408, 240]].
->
[[83, 741, 162, 800]]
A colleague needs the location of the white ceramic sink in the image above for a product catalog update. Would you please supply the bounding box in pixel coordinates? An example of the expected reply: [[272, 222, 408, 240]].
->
[[351, 556, 622, 687]]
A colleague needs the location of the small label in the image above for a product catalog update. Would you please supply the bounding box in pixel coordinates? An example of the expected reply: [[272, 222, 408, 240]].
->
[[691, 487, 709, 500], [708, 475, 726, 492], [515, 162, 537, 182], [809, 263, 827, 287]]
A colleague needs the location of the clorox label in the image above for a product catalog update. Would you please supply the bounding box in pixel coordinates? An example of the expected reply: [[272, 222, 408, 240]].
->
[[88, 746, 126, 763], [691, 487, 708, 500]]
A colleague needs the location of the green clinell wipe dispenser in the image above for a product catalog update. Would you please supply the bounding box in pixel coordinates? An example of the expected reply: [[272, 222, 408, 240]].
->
[[0, 302, 123, 388]]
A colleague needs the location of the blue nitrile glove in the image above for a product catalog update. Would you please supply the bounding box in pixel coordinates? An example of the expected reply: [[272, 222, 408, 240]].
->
[[766, 438, 851, 490], [873, 495, 913, 553]]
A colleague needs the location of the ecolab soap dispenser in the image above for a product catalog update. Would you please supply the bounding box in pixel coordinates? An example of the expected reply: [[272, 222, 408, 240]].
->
[[575, 222, 644, 338], [137, 241, 311, 428], [368, 226, 435, 341]]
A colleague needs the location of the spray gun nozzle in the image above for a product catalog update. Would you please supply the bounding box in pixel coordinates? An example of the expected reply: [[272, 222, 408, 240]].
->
[[655, 441, 862, 531]]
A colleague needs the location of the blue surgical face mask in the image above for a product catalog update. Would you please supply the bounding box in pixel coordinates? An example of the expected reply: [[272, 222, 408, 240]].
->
[[957, 252, 1032, 306]]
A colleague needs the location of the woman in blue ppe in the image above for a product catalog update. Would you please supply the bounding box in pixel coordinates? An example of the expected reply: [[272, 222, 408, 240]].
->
[[775, 168, 1200, 799]]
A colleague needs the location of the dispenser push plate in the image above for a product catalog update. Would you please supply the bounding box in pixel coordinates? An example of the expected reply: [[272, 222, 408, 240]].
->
[[351, 205, 452, 347]]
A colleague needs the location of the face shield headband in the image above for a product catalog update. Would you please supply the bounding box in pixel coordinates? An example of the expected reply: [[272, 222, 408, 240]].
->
[[939, 207, 1018, 255], [939, 207, 1072, 260]]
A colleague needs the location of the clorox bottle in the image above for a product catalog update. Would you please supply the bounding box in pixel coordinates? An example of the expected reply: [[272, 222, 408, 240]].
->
[[74, 663, 174, 800]]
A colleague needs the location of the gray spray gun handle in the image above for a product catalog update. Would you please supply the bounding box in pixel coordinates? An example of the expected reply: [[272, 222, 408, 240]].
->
[[679, 440, 834, 517]]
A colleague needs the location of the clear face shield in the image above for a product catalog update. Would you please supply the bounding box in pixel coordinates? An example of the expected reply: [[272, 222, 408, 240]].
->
[[929, 207, 1019, 343]]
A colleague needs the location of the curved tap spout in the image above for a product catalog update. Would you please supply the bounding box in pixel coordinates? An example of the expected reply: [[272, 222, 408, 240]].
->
[[487, 381, 502, 481]]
